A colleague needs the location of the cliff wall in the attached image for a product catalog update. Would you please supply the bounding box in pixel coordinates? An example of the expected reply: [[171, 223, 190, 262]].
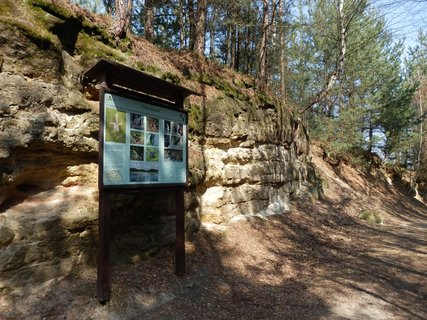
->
[[0, 0, 320, 291]]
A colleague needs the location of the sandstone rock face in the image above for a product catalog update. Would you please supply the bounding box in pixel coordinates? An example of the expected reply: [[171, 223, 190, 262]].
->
[[190, 96, 316, 223], [0, 1, 320, 292]]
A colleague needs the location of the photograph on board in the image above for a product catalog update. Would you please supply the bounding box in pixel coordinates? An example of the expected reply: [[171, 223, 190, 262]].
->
[[172, 135, 183, 149], [145, 146, 159, 162], [105, 108, 126, 143], [164, 134, 171, 148], [130, 131, 144, 145], [165, 149, 183, 162], [129, 163, 158, 182], [105, 169, 123, 183], [146, 133, 159, 146], [130, 113, 144, 130], [147, 117, 159, 132], [164, 120, 171, 134], [172, 122, 183, 136], [130, 146, 145, 161]]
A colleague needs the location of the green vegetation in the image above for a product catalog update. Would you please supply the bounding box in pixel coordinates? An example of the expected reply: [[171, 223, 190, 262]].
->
[[255, 90, 276, 109], [2, 18, 59, 51], [77, 32, 128, 64], [195, 73, 249, 102], [161, 72, 181, 85], [187, 103, 204, 135], [29, 0, 77, 20], [359, 210, 383, 225], [135, 61, 162, 76], [105, 108, 126, 143]]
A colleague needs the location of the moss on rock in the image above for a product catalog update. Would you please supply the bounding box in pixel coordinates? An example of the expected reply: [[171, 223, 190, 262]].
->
[[161, 71, 181, 85], [29, 0, 77, 20], [76, 32, 128, 66]]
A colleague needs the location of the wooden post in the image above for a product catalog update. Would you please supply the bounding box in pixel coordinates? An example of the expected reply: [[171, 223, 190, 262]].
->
[[97, 189, 111, 303], [175, 188, 185, 276]]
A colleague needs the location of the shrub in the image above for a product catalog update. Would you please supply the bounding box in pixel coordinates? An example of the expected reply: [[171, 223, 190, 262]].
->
[[358, 210, 383, 224]]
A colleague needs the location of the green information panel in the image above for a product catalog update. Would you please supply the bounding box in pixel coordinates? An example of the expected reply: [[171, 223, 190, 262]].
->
[[102, 92, 187, 186]]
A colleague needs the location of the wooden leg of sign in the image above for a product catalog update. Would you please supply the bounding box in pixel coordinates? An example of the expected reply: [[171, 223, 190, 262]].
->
[[97, 189, 111, 303], [175, 188, 185, 276]]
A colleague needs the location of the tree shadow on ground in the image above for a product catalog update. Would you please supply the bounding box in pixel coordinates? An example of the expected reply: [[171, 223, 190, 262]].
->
[[3, 184, 426, 320], [160, 230, 331, 320], [247, 195, 427, 320], [0, 211, 331, 319]]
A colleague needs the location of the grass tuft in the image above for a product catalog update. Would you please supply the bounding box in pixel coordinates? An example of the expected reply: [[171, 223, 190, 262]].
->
[[359, 210, 383, 224]]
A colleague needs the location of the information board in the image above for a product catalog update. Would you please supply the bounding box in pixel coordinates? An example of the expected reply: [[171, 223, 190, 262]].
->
[[101, 92, 188, 186]]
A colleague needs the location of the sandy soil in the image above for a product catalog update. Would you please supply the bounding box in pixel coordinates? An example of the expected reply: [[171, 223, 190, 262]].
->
[[1, 151, 426, 320]]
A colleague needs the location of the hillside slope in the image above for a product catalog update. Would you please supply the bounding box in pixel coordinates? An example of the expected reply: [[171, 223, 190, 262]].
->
[[0, 0, 319, 293], [1, 145, 426, 320]]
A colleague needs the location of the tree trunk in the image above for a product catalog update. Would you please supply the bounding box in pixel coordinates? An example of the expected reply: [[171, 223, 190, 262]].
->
[[337, 0, 346, 77], [209, 25, 215, 59], [225, 28, 231, 66], [113, 0, 132, 38], [188, 0, 196, 50], [178, 0, 184, 50], [368, 118, 374, 155], [278, 0, 287, 99], [230, 27, 236, 69], [145, 0, 154, 41], [416, 72, 425, 180], [257, 0, 269, 90], [235, 28, 241, 71], [194, 0, 207, 55], [245, 4, 252, 74]]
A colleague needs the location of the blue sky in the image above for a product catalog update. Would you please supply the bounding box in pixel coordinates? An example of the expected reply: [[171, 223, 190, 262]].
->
[[372, 0, 427, 50]]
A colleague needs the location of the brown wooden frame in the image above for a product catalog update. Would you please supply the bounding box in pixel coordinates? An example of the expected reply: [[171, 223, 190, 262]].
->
[[81, 59, 196, 303]]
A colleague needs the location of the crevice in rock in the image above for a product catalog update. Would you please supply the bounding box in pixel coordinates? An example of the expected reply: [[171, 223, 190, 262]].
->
[[50, 18, 82, 55]]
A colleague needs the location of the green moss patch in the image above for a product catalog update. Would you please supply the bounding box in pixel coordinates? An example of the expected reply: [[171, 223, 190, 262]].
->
[[161, 72, 181, 85], [135, 61, 162, 76], [29, 0, 77, 20], [255, 90, 277, 109], [359, 210, 383, 224], [195, 73, 249, 102], [1, 17, 60, 51], [76, 32, 128, 65], [187, 104, 205, 135]]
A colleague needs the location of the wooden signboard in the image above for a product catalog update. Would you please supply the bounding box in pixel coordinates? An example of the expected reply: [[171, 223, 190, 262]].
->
[[81, 59, 197, 303], [100, 90, 188, 188]]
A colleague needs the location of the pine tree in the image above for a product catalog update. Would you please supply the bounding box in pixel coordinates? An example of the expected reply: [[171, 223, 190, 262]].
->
[[113, 0, 132, 38]]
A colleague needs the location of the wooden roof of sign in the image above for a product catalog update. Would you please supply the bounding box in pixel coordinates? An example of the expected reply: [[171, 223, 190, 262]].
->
[[81, 59, 198, 107]]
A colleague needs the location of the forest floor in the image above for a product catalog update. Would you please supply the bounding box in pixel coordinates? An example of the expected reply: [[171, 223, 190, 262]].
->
[[1, 147, 427, 320]]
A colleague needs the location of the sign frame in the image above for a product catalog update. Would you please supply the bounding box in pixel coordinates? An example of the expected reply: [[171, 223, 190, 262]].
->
[[99, 87, 189, 190], [81, 59, 197, 304]]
